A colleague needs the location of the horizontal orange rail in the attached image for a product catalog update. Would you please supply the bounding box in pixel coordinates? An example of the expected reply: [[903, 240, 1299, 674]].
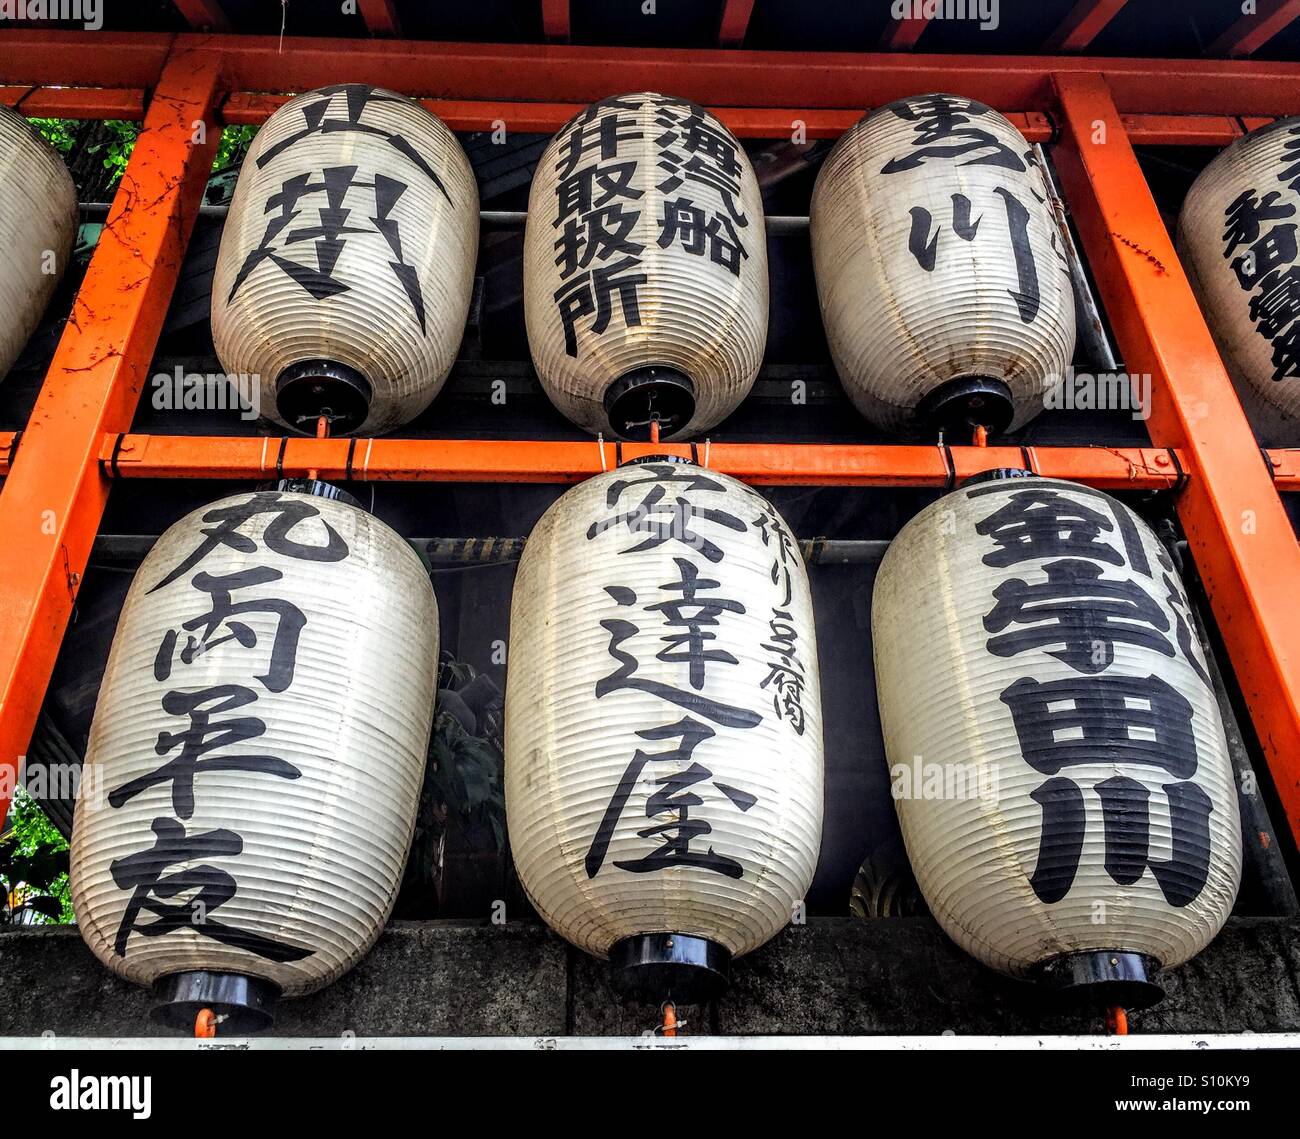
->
[[74, 435, 1184, 489], [6, 434, 1292, 489]]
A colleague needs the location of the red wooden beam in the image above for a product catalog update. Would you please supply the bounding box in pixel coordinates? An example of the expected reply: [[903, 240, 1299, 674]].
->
[[0, 46, 224, 831], [201, 36, 1300, 118], [0, 32, 172, 90], [358, 0, 402, 37], [542, 0, 570, 43], [221, 90, 1055, 141], [9, 32, 1300, 118], [1053, 71, 1300, 849], [1120, 112, 1253, 147], [718, 0, 756, 48], [879, 10, 929, 51], [1209, 0, 1300, 58], [0, 75, 1250, 146], [0, 85, 145, 120], [172, 0, 232, 32], [1043, 0, 1128, 53]]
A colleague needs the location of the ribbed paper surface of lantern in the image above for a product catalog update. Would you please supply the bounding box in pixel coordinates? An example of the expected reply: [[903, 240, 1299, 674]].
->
[[523, 93, 768, 439], [70, 490, 438, 997], [0, 106, 76, 381], [872, 477, 1241, 976], [1178, 116, 1300, 439], [211, 85, 478, 435], [505, 464, 822, 958], [810, 94, 1076, 434]]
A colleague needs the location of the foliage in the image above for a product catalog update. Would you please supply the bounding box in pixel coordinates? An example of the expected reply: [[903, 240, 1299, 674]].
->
[[395, 656, 509, 918], [428, 708, 507, 852], [30, 115, 76, 154], [29, 119, 257, 193], [213, 124, 257, 173], [32, 118, 139, 190], [0, 789, 73, 926]]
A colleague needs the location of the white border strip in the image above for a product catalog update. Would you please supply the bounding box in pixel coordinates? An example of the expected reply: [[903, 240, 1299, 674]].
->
[[3, 1034, 1298, 1051]]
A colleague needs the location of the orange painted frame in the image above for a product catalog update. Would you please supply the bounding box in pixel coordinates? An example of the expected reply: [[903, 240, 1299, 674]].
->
[[0, 34, 1297, 851], [0, 45, 223, 827]]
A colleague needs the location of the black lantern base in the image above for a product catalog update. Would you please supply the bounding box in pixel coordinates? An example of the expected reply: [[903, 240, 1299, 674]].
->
[[916, 375, 1015, 440], [150, 971, 280, 1034], [604, 366, 696, 441], [275, 358, 372, 435], [1034, 951, 1165, 1011], [609, 934, 731, 1003]]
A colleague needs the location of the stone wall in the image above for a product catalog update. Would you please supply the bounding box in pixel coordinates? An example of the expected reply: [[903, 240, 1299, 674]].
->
[[3, 917, 1297, 1038]]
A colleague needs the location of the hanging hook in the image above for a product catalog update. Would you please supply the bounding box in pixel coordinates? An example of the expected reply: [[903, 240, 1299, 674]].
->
[[659, 1000, 679, 1037], [1105, 1005, 1129, 1036]]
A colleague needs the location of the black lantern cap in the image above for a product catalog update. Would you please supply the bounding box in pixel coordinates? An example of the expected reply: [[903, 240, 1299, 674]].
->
[[1033, 950, 1165, 1011], [151, 970, 280, 1034], [275, 359, 373, 436], [916, 375, 1015, 441], [604, 366, 696, 441], [268, 478, 363, 509], [959, 467, 1040, 488], [617, 454, 696, 468], [609, 933, 732, 1003]]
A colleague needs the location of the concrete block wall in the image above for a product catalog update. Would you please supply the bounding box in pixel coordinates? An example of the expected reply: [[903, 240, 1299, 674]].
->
[[3, 918, 1298, 1038]]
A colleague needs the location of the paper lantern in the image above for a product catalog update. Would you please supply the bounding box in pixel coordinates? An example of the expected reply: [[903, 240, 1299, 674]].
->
[[523, 93, 768, 441], [811, 94, 1076, 437], [70, 484, 438, 1031], [1179, 116, 1300, 438], [505, 460, 822, 999], [212, 84, 478, 435], [872, 472, 1241, 1007], [0, 105, 76, 382]]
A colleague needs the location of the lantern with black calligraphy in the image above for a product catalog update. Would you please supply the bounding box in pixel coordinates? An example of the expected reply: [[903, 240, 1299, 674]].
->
[[810, 94, 1076, 438], [505, 460, 822, 1000], [523, 93, 768, 441], [1178, 117, 1300, 439], [871, 471, 1241, 1009], [0, 105, 76, 382], [69, 482, 438, 1032], [211, 84, 478, 436]]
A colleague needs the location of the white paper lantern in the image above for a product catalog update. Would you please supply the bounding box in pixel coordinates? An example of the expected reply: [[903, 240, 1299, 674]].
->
[[1179, 116, 1300, 439], [811, 94, 1076, 437], [872, 474, 1241, 1006], [212, 84, 478, 435], [505, 461, 822, 998], [524, 93, 768, 441], [0, 105, 76, 382], [70, 486, 438, 1030]]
